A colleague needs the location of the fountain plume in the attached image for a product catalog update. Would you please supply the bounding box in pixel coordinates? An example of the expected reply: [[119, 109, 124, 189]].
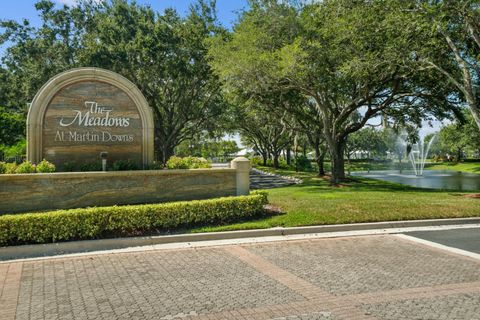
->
[[407, 135, 436, 176]]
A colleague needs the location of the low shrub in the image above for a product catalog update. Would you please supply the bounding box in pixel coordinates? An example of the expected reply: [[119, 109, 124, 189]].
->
[[112, 159, 139, 171], [0, 162, 6, 174], [184, 156, 211, 169], [166, 156, 211, 169], [147, 161, 164, 170], [294, 155, 312, 171], [36, 159, 56, 173], [15, 161, 36, 173], [62, 162, 77, 172], [0, 139, 26, 159], [0, 191, 269, 246], [250, 156, 292, 170], [80, 161, 102, 172], [250, 156, 264, 166], [4, 162, 17, 174], [166, 156, 187, 169]]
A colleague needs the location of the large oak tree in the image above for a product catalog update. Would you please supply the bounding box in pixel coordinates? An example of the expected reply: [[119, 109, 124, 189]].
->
[[210, 0, 459, 183], [0, 0, 226, 163]]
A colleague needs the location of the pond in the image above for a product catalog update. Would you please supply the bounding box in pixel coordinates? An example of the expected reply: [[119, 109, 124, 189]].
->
[[351, 170, 480, 191]]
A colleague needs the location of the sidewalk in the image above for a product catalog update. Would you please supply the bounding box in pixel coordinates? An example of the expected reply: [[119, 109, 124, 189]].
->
[[2, 217, 479, 261]]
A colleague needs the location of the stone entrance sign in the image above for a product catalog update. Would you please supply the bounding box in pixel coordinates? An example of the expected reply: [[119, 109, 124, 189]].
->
[[27, 68, 154, 169]]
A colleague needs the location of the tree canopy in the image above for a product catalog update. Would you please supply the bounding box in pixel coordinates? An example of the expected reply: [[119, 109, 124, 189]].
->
[[0, 0, 226, 163], [1, 0, 478, 178], [209, 0, 462, 183]]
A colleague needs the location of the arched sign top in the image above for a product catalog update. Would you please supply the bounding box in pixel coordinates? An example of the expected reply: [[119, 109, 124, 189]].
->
[[27, 67, 154, 169]]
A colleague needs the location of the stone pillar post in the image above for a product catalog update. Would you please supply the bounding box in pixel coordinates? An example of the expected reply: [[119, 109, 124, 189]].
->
[[231, 157, 251, 196]]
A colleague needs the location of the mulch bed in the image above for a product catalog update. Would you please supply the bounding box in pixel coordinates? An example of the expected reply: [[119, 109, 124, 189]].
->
[[463, 194, 480, 199]]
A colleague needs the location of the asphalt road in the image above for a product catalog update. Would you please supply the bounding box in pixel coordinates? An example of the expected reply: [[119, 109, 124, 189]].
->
[[405, 227, 480, 254]]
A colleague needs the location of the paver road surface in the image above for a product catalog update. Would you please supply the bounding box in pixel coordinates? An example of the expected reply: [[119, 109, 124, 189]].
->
[[1, 234, 479, 320]]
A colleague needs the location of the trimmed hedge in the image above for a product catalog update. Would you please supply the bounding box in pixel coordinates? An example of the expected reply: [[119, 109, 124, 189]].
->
[[0, 191, 268, 246]]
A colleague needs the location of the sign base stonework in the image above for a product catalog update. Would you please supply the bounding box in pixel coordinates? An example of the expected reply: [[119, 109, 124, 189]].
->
[[27, 68, 154, 170]]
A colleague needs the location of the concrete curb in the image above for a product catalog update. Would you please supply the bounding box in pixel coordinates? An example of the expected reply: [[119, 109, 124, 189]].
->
[[1, 217, 479, 261]]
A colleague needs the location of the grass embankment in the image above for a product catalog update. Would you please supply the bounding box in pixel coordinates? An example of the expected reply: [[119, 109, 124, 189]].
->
[[193, 169, 480, 232], [260, 160, 480, 174], [425, 161, 480, 173]]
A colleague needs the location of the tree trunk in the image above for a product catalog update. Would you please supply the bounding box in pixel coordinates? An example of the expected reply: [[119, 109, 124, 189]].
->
[[158, 143, 175, 165], [466, 98, 480, 131], [262, 152, 267, 166], [286, 147, 291, 165], [314, 143, 325, 176], [273, 153, 280, 169], [317, 153, 325, 176], [330, 140, 346, 184]]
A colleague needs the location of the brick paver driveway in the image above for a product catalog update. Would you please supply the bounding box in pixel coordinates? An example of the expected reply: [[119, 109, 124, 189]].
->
[[1, 235, 479, 320]]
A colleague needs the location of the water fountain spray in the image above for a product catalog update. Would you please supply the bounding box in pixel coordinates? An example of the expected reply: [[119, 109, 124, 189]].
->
[[407, 135, 436, 176]]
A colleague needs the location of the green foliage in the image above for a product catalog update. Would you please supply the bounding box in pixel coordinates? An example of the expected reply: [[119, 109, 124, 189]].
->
[[36, 159, 56, 173], [80, 161, 102, 172], [0, 0, 227, 164], [0, 193, 269, 246], [250, 156, 291, 170], [176, 139, 240, 160], [294, 155, 312, 171], [166, 156, 188, 169], [15, 161, 36, 173], [4, 162, 17, 174], [250, 156, 264, 167], [435, 111, 480, 159], [346, 128, 388, 160], [146, 161, 164, 170], [0, 159, 55, 174], [413, 1, 480, 131], [0, 139, 26, 160], [233, 102, 292, 169], [0, 106, 25, 146], [112, 159, 139, 171], [209, 0, 462, 183], [62, 162, 77, 172], [166, 156, 211, 169]]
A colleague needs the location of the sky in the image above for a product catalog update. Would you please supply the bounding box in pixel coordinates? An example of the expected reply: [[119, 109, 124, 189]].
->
[[0, 0, 444, 138], [0, 0, 248, 29]]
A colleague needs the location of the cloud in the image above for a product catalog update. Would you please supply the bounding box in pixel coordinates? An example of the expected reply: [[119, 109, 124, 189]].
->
[[55, 0, 78, 5]]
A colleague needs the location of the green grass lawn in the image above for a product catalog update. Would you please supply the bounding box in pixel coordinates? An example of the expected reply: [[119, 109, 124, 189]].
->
[[192, 169, 480, 233], [259, 160, 480, 174], [425, 161, 480, 173]]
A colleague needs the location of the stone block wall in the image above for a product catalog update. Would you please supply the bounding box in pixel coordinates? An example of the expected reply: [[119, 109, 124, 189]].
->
[[0, 168, 237, 214]]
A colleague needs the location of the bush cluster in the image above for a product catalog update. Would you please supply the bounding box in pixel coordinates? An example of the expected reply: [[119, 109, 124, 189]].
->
[[36, 159, 56, 173], [80, 161, 103, 172], [0, 191, 268, 246], [294, 155, 312, 171], [112, 159, 139, 171], [166, 156, 211, 169], [1, 156, 215, 173], [250, 155, 314, 172], [146, 161, 164, 170], [0, 159, 56, 174]]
